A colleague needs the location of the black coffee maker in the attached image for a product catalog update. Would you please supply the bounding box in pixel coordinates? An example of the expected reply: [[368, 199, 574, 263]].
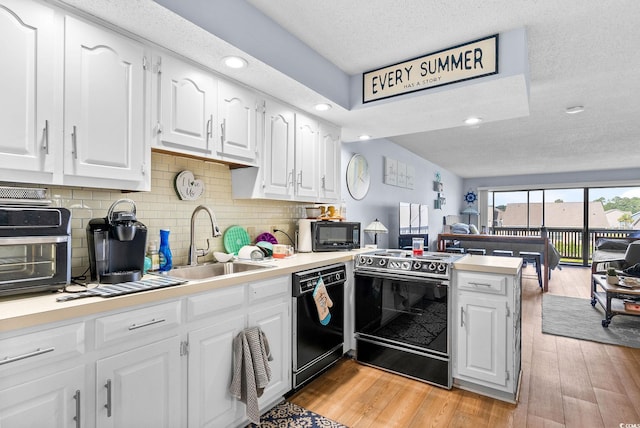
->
[[87, 199, 147, 284]]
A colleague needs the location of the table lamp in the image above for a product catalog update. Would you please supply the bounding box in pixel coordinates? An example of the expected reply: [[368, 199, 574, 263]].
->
[[364, 219, 388, 248], [461, 207, 479, 224]]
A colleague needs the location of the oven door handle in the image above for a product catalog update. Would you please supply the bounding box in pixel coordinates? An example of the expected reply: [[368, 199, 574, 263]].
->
[[0, 236, 69, 245], [355, 270, 448, 285]]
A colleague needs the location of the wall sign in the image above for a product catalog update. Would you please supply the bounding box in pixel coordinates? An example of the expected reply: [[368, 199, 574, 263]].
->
[[363, 34, 499, 103]]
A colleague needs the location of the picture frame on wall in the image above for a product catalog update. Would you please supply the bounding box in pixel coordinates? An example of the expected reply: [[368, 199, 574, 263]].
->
[[384, 157, 398, 185]]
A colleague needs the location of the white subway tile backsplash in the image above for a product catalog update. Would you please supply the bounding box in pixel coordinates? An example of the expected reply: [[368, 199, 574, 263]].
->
[[44, 152, 301, 276]]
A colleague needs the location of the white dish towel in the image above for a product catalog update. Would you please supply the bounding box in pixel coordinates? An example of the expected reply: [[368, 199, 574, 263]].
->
[[229, 326, 273, 425]]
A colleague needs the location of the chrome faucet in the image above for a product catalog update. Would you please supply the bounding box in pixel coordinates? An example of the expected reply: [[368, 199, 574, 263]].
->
[[189, 205, 222, 266]]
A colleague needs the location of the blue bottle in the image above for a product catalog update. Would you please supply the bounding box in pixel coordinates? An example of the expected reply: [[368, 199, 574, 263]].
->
[[158, 229, 173, 272]]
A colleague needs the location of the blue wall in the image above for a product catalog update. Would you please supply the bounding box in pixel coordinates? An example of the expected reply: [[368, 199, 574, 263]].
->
[[342, 138, 463, 250]]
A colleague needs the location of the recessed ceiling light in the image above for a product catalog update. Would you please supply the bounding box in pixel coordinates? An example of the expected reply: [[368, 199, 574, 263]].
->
[[358, 135, 371, 141], [464, 117, 482, 125], [565, 106, 585, 114], [223, 56, 247, 69], [314, 103, 332, 112]]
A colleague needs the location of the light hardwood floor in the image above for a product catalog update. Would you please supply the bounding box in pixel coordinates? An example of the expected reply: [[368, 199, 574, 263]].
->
[[289, 265, 640, 427]]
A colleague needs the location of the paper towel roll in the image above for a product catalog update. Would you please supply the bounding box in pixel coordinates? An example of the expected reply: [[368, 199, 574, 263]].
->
[[298, 219, 313, 252]]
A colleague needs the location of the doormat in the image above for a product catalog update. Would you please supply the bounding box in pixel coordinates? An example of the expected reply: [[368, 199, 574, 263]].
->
[[542, 294, 640, 348], [247, 400, 348, 427]]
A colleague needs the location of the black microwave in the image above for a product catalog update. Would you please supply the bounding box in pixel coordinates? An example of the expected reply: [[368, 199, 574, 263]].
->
[[311, 221, 360, 252]]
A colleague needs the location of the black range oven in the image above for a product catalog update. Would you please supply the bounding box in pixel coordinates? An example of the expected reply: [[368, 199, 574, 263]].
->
[[354, 250, 461, 388]]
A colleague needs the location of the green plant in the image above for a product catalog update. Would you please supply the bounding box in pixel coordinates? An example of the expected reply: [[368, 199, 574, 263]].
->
[[607, 267, 617, 276]]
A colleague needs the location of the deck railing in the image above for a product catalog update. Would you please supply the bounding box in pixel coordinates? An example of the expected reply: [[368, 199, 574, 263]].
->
[[491, 227, 637, 265]]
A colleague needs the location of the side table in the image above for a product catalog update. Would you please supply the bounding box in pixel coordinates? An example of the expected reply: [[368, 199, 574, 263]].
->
[[591, 274, 640, 327]]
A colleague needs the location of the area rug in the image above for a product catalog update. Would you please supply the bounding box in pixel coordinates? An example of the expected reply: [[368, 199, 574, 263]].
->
[[542, 294, 640, 348], [248, 400, 348, 427]]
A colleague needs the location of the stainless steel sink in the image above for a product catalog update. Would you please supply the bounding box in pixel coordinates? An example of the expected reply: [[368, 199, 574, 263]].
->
[[167, 262, 272, 280]]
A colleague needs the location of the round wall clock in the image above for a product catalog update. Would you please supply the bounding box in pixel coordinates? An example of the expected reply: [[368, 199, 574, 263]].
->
[[346, 154, 370, 200]]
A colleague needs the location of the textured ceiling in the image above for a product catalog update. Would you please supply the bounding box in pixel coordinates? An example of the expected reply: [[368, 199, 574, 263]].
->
[[60, 0, 640, 180]]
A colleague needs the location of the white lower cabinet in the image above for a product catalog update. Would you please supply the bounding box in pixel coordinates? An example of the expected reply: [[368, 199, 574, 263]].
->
[[186, 276, 291, 428], [0, 366, 84, 428], [248, 301, 291, 409], [96, 336, 182, 428], [452, 268, 522, 403], [0, 275, 292, 428], [187, 315, 246, 428]]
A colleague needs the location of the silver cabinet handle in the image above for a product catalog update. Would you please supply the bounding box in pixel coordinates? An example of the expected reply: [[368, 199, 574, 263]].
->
[[43, 120, 49, 154], [287, 170, 294, 189], [297, 171, 302, 188], [220, 118, 226, 150], [206, 115, 213, 151], [71, 125, 78, 159], [321, 175, 326, 189], [460, 306, 464, 327], [73, 389, 81, 428], [0, 346, 55, 366], [469, 281, 492, 287], [104, 379, 112, 417], [128, 317, 165, 330]]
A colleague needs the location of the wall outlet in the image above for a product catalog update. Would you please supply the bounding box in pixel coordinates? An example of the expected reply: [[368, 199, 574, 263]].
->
[[271, 226, 278, 233]]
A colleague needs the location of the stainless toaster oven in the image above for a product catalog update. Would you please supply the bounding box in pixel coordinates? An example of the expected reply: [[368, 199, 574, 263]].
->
[[0, 207, 71, 296]]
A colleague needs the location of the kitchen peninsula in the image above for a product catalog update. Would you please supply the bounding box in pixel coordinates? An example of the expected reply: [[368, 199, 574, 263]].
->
[[438, 232, 556, 291]]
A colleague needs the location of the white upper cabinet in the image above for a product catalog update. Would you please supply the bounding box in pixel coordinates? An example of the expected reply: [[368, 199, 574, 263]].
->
[[318, 122, 341, 202], [0, 0, 57, 184], [63, 16, 149, 190], [261, 100, 296, 198], [217, 80, 262, 165], [153, 54, 217, 156], [294, 113, 320, 200]]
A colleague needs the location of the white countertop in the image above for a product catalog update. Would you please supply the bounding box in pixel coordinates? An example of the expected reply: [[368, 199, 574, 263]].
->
[[453, 254, 523, 275], [0, 250, 368, 334]]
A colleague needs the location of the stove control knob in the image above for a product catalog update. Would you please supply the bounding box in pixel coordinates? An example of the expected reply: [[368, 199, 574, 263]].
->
[[378, 259, 387, 267], [428, 263, 437, 272], [358, 256, 367, 265], [334, 272, 342, 281], [413, 262, 422, 270], [366, 257, 373, 265], [402, 261, 411, 270], [437, 264, 446, 272]]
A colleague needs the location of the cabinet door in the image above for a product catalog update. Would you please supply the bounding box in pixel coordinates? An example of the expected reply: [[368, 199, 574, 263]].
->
[[187, 315, 245, 428], [218, 80, 260, 164], [0, 0, 56, 181], [0, 366, 84, 428], [318, 122, 341, 202], [294, 113, 319, 200], [96, 336, 181, 428], [262, 100, 295, 198], [64, 16, 147, 185], [156, 55, 217, 155], [456, 293, 507, 386], [248, 301, 291, 407]]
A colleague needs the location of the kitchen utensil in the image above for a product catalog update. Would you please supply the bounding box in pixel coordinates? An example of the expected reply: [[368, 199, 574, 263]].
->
[[223, 226, 251, 255], [256, 232, 278, 245], [214, 251, 234, 262], [238, 245, 264, 261]]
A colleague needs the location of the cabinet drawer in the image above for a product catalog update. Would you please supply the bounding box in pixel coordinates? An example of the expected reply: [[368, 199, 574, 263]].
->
[[457, 271, 507, 295], [0, 323, 84, 375], [186, 284, 246, 322], [249, 276, 289, 303], [95, 301, 181, 348]]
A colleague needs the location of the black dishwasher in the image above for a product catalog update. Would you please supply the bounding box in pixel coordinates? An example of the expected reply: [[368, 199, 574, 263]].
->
[[292, 263, 345, 388]]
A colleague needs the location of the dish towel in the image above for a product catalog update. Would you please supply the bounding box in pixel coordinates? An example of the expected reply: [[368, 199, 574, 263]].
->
[[313, 276, 333, 325], [229, 327, 273, 425]]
